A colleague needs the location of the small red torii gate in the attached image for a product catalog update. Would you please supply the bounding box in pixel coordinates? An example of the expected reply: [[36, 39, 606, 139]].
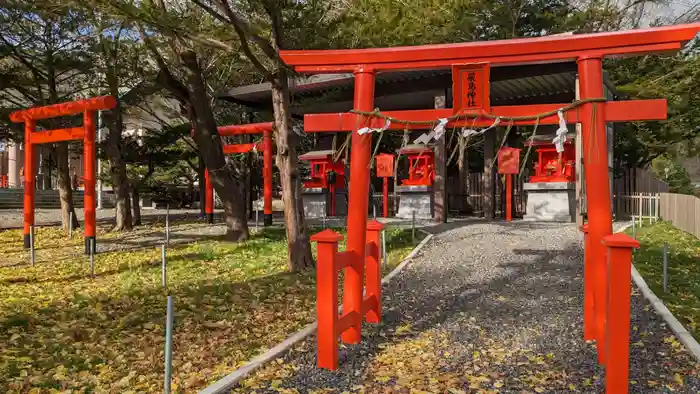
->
[[280, 23, 700, 393], [202, 122, 274, 226], [9, 96, 117, 255]]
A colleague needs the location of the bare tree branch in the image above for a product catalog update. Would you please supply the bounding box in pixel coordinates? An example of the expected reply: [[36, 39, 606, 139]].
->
[[231, 22, 275, 80], [136, 23, 189, 102], [212, 0, 282, 62], [189, 0, 231, 24]]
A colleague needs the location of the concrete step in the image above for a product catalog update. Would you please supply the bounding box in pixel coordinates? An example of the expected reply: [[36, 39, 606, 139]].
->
[[0, 189, 114, 209]]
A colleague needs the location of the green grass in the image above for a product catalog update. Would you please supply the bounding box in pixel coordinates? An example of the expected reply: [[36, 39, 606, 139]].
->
[[626, 221, 700, 340], [0, 224, 421, 393]]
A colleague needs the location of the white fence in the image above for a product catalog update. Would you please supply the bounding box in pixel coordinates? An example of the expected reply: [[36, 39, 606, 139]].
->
[[614, 192, 660, 223]]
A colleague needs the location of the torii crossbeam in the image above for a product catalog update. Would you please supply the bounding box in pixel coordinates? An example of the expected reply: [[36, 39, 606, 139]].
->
[[279, 23, 700, 393]]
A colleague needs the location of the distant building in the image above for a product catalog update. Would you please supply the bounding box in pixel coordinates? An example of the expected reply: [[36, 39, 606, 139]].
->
[[0, 93, 185, 190]]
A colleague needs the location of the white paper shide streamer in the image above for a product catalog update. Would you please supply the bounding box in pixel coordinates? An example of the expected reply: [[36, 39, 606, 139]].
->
[[358, 119, 391, 135], [461, 117, 501, 138], [552, 110, 568, 153], [433, 118, 449, 140]]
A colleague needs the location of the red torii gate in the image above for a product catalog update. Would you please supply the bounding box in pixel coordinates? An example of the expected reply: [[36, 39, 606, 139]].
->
[[9, 96, 117, 255], [280, 23, 700, 393], [203, 122, 274, 226]]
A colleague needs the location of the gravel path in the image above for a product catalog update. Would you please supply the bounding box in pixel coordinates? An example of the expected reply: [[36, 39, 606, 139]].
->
[[232, 221, 700, 393]]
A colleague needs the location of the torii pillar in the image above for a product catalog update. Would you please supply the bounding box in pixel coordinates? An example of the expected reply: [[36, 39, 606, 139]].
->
[[578, 56, 613, 359]]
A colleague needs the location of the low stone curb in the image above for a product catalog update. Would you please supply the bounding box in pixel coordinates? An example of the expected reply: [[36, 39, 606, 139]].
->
[[616, 223, 700, 363], [200, 232, 435, 394]]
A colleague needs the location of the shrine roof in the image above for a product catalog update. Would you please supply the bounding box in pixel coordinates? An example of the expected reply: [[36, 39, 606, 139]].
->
[[221, 63, 616, 113], [299, 150, 336, 160]]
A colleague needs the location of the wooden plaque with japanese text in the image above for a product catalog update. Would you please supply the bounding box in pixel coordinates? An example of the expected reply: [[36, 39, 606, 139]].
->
[[452, 63, 490, 114]]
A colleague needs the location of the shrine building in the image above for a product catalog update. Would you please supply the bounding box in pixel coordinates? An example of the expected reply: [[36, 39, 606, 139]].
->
[[221, 63, 618, 224]]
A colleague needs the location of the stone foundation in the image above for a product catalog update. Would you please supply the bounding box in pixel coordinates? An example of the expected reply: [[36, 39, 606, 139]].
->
[[523, 182, 575, 222], [396, 185, 433, 219], [302, 188, 347, 218]]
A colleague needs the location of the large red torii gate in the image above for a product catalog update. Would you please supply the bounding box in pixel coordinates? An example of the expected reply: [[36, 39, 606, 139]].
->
[[203, 122, 274, 226], [280, 23, 700, 393]]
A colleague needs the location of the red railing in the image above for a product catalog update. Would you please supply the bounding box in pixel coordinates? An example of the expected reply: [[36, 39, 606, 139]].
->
[[581, 225, 639, 394], [312, 220, 385, 370], [0, 175, 7, 188]]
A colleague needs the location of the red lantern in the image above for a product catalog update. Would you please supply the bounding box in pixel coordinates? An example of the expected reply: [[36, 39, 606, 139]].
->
[[498, 147, 521, 175]]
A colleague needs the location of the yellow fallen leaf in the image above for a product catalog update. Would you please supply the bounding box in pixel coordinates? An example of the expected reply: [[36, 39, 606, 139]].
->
[[674, 373, 684, 386]]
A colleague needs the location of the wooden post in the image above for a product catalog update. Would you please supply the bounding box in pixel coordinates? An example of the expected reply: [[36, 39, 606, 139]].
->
[[83, 111, 97, 255], [581, 224, 595, 341], [263, 127, 273, 226], [23, 120, 35, 249], [575, 75, 585, 227], [365, 220, 384, 323], [311, 229, 344, 370], [205, 169, 214, 224], [578, 56, 613, 363], [382, 176, 389, 218], [342, 69, 375, 345], [602, 233, 639, 394], [483, 127, 495, 220], [434, 94, 447, 223], [505, 175, 513, 222]]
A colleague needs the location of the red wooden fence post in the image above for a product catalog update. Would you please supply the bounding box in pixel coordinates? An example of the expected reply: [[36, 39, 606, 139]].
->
[[365, 220, 385, 323], [581, 224, 595, 341], [603, 233, 638, 394], [311, 229, 344, 370]]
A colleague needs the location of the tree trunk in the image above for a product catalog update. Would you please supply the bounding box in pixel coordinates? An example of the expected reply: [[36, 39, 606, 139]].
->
[[180, 51, 248, 241], [270, 68, 314, 271], [55, 143, 80, 230], [46, 50, 79, 231], [104, 63, 133, 231], [132, 188, 142, 226]]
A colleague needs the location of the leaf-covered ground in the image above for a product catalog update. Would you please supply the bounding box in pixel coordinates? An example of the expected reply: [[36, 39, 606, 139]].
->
[[627, 220, 700, 339], [0, 223, 419, 393]]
